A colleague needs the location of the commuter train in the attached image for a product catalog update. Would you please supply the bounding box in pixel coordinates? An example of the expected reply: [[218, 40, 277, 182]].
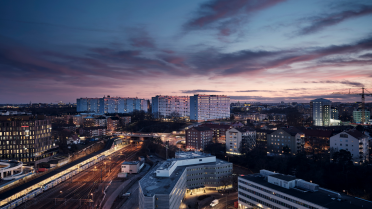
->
[[0, 155, 106, 209]]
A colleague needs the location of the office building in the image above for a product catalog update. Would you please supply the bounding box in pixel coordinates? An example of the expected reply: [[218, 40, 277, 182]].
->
[[330, 129, 369, 163], [267, 128, 304, 156], [238, 170, 372, 209], [0, 115, 56, 165], [185, 127, 213, 151], [139, 152, 233, 209], [353, 110, 370, 124], [310, 98, 332, 126], [190, 95, 230, 122], [151, 95, 190, 119], [77, 96, 148, 114], [226, 127, 256, 155]]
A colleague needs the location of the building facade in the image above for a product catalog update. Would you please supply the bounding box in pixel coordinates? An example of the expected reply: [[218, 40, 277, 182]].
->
[[77, 96, 148, 114], [267, 128, 304, 156], [330, 129, 369, 163], [121, 161, 144, 173], [107, 116, 120, 132], [0, 115, 56, 165], [310, 98, 332, 126], [139, 152, 232, 209], [185, 127, 213, 151], [190, 95, 230, 122], [238, 169, 372, 209], [199, 123, 231, 143], [353, 110, 370, 124], [151, 95, 190, 119], [226, 127, 256, 155], [301, 129, 333, 155]]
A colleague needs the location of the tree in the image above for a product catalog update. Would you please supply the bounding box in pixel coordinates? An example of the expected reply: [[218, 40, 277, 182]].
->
[[283, 145, 290, 155], [332, 150, 352, 165], [230, 114, 235, 121]]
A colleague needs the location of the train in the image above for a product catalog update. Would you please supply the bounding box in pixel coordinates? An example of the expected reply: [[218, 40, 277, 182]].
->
[[0, 155, 106, 209]]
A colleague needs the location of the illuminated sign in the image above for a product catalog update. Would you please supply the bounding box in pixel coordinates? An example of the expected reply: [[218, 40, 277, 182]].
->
[[21, 126, 29, 128]]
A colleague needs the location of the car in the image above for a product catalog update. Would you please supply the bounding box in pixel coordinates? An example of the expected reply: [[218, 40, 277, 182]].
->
[[122, 192, 131, 197], [210, 199, 219, 207]]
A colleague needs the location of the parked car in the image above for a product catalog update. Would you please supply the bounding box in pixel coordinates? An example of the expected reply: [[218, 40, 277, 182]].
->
[[122, 192, 131, 197]]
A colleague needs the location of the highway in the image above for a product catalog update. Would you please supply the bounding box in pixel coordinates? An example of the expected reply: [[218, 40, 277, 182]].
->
[[18, 144, 141, 209]]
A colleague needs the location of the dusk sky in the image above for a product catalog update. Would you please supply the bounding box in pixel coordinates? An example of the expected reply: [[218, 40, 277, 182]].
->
[[1, 0, 372, 104]]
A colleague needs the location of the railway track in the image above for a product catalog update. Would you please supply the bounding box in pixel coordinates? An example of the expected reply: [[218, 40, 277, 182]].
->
[[17, 144, 141, 209]]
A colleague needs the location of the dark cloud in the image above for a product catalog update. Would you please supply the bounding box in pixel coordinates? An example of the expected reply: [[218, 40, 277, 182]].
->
[[297, 4, 372, 35], [236, 90, 276, 92], [184, 0, 285, 36], [230, 94, 364, 102], [180, 89, 223, 94], [359, 53, 372, 58], [305, 80, 364, 87], [284, 88, 308, 91]]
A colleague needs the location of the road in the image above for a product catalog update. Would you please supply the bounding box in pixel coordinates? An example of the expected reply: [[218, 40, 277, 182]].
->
[[203, 193, 238, 209], [18, 144, 141, 209]]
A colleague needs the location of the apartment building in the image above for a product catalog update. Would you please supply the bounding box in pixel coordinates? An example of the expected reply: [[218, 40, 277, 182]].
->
[[77, 96, 148, 114], [267, 128, 305, 156], [310, 98, 332, 126], [256, 129, 275, 150], [330, 129, 369, 163], [199, 123, 231, 143], [0, 115, 56, 165], [139, 152, 232, 209], [107, 116, 120, 132], [238, 170, 372, 209], [186, 127, 213, 151], [190, 95, 230, 122], [151, 95, 190, 119], [301, 129, 333, 155], [226, 127, 256, 155]]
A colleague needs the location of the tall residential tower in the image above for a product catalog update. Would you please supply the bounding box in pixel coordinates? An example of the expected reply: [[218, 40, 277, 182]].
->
[[310, 98, 332, 126]]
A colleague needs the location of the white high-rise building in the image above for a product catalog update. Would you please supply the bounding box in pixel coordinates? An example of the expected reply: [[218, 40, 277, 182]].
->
[[190, 95, 230, 122], [310, 98, 332, 126], [151, 95, 190, 118]]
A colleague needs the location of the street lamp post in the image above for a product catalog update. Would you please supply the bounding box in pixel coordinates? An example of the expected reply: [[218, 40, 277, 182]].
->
[[222, 193, 227, 209]]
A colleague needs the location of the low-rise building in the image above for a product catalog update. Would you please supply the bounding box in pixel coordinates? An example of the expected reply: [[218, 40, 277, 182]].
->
[[330, 129, 369, 163], [186, 127, 213, 151], [267, 128, 305, 156], [121, 161, 144, 173], [238, 170, 372, 209], [226, 127, 256, 155], [80, 126, 106, 137], [139, 152, 233, 209]]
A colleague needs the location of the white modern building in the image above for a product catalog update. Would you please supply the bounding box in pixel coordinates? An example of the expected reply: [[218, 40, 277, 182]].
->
[[238, 170, 372, 209], [330, 129, 369, 163], [139, 152, 233, 209], [121, 161, 144, 173], [151, 95, 190, 119], [310, 98, 332, 126], [190, 95, 230, 122], [226, 128, 256, 155]]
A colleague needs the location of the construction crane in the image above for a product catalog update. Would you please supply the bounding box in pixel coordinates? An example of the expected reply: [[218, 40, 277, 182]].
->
[[332, 87, 372, 124]]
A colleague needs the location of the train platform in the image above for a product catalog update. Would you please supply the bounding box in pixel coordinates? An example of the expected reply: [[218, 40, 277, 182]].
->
[[0, 141, 114, 201]]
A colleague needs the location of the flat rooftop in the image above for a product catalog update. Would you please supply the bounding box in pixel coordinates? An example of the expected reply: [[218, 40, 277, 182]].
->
[[140, 159, 231, 196], [270, 174, 296, 181], [140, 164, 187, 197], [175, 151, 213, 159], [122, 161, 140, 165], [240, 174, 372, 209]]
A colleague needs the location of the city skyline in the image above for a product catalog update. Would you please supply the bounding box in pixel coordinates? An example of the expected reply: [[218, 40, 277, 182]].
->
[[1, 0, 372, 103]]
